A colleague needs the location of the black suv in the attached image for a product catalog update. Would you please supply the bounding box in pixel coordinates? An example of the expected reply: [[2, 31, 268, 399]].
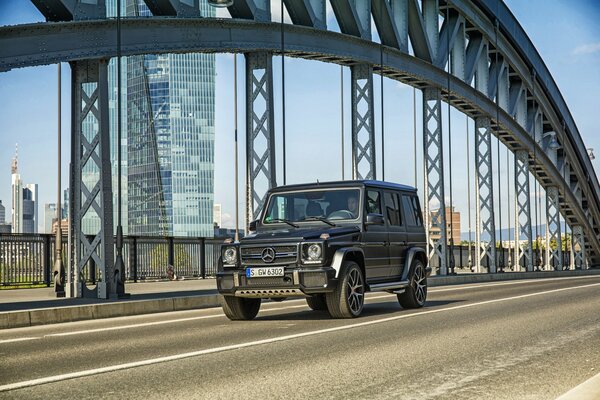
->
[[217, 180, 430, 320]]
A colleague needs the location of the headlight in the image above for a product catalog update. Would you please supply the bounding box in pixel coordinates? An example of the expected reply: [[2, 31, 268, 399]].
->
[[306, 244, 322, 261], [223, 247, 237, 264]]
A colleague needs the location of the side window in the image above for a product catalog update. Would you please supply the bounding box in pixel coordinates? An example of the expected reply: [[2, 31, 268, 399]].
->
[[366, 190, 382, 214], [384, 192, 401, 226], [402, 195, 416, 226], [411, 196, 423, 226]]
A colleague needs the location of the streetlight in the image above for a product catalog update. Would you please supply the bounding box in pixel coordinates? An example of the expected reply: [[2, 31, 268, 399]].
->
[[209, 0, 239, 242], [53, 63, 65, 298]]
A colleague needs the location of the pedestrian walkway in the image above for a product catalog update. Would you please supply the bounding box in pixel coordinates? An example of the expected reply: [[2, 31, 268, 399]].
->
[[0, 279, 218, 312]]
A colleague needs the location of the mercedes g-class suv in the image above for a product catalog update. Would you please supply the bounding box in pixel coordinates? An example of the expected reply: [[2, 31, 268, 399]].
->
[[217, 180, 430, 320]]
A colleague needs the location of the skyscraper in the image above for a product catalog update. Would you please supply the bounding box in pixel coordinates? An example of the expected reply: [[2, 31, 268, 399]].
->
[[126, 0, 216, 237], [11, 146, 23, 233], [44, 203, 57, 234], [11, 146, 38, 233], [22, 184, 38, 233], [0, 199, 5, 224]]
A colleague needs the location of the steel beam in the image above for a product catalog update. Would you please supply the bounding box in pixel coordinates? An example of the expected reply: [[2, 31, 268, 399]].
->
[[372, 0, 402, 50], [406, 0, 433, 62], [514, 149, 533, 271], [545, 186, 562, 270], [2, 18, 599, 263], [228, 0, 271, 22], [423, 87, 447, 275], [143, 0, 202, 17], [283, 0, 326, 29], [389, 0, 409, 53], [245, 52, 276, 226], [351, 64, 376, 180], [330, 0, 372, 40], [70, 59, 116, 299], [474, 117, 496, 273], [31, 0, 106, 21], [571, 225, 586, 269]]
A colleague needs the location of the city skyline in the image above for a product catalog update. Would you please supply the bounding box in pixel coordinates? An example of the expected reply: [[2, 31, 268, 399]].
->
[[0, 1, 598, 234]]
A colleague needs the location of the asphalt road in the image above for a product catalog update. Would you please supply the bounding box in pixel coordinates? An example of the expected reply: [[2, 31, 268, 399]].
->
[[1, 275, 599, 400]]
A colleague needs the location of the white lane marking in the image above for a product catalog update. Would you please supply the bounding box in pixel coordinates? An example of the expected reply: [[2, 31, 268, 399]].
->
[[556, 371, 600, 400], [1, 275, 597, 341], [2, 281, 599, 393], [0, 337, 40, 344]]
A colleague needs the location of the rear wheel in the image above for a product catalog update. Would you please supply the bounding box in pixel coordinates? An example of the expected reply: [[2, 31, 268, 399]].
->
[[222, 296, 261, 320], [398, 259, 427, 308], [326, 261, 365, 318], [306, 294, 327, 311]]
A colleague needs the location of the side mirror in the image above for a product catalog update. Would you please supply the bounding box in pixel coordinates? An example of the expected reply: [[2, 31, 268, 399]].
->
[[249, 220, 258, 232], [365, 213, 385, 226]]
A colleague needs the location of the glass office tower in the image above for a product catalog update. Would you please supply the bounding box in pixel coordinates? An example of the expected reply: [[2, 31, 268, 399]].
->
[[126, 1, 216, 237]]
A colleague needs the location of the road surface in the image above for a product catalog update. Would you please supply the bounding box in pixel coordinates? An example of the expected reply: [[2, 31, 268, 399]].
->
[[1, 275, 599, 399]]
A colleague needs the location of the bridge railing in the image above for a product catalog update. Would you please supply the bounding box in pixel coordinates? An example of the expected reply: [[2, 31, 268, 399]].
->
[[0, 233, 228, 287]]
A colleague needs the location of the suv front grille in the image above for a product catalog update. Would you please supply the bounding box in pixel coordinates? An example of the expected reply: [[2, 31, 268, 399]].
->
[[240, 245, 298, 265]]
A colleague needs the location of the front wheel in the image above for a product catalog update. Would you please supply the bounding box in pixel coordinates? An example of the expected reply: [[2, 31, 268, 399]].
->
[[222, 296, 261, 320], [326, 261, 365, 318], [398, 259, 427, 308]]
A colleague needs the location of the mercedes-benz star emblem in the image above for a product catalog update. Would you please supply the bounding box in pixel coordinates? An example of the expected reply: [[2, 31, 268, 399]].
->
[[261, 247, 276, 263]]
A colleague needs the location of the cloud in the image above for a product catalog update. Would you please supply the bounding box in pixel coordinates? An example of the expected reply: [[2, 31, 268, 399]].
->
[[572, 42, 600, 55]]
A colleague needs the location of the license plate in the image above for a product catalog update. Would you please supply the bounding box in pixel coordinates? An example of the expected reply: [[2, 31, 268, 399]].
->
[[246, 267, 285, 278]]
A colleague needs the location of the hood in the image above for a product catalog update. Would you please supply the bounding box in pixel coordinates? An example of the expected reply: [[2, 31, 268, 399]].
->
[[242, 225, 360, 242]]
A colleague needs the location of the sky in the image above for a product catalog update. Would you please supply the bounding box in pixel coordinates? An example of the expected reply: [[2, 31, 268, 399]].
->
[[0, 0, 599, 235]]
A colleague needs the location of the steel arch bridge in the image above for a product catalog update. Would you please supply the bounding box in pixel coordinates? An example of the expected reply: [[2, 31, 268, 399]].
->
[[1, 0, 597, 298]]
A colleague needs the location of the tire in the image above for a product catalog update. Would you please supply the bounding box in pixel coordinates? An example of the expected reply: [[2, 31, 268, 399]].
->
[[306, 294, 327, 311], [398, 259, 427, 309], [325, 261, 365, 318], [222, 296, 261, 320]]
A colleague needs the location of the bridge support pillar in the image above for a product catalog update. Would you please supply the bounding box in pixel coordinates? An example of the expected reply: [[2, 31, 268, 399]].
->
[[571, 225, 586, 269], [474, 117, 497, 273], [545, 186, 563, 270], [245, 52, 276, 226], [423, 87, 447, 275], [70, 59, 116, 299], [514, 150, 533, 271], [351, 64, 376, 180]]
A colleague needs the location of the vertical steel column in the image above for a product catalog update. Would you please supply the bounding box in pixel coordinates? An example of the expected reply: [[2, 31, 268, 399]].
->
[[423, 87, 447, 275], [70, 59, 116, 299], [571, 225, 586, 269], [351, 64, 376, 180], [545, 186, 562, 270], [474, 117, 496, 273], [514, 150, 533, 271], [245, 52, 276, 226]]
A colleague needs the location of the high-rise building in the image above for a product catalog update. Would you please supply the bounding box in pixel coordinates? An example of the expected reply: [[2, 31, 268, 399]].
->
[[11, 147, 23, 233], [44, 203, 58, 234], [11, 146, 39, 234], [81, 1, 216, 238], [0, 199, 5, 224], [430, 207, 461, 244], [22, 184, 38, 233], [125, 0, 216, 238]]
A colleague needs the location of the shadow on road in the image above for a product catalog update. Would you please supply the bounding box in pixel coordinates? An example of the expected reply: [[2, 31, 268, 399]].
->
[[256, 299, 462, 321]]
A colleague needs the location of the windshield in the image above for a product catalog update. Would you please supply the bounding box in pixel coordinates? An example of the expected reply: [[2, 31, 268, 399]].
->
[[263, 189, 361, 224]]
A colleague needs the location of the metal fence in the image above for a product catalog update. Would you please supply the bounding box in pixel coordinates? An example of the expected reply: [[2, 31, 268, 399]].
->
[[429, 244, 573, 272], [0, 233, 227, 287]]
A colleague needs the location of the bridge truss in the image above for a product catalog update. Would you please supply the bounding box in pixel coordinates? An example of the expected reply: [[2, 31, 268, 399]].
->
[[0, 0, 596, 297]]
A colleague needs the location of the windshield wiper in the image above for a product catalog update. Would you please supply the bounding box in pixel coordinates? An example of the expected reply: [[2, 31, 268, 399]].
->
[[269, 218, 299, 228], [302, 216, 336, 227]]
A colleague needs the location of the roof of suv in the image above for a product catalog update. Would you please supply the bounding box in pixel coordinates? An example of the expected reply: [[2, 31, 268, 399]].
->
[[269, 180, 418, 193]]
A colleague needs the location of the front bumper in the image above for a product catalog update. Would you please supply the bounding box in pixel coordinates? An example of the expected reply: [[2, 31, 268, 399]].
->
[[217, 267, 337, 298]]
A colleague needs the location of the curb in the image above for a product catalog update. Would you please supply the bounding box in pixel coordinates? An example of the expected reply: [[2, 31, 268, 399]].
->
[[428, 269, 600, 287], [0, 294, 222, 330], [1, 269, 599, 329]]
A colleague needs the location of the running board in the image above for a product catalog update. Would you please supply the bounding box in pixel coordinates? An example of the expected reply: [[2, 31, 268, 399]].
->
[[368, 280, 409, 293]]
